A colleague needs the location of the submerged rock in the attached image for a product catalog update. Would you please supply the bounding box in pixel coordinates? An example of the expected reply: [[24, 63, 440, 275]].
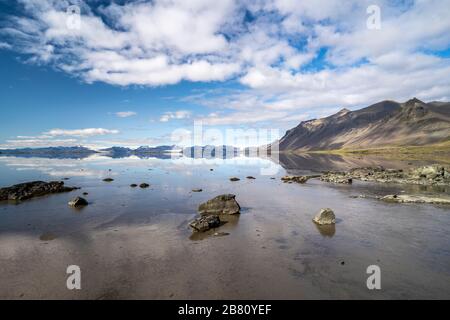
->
[[68, 197, 88, 207], [189, 215, 221, 232], [198, 194, 241, 215], [139, 183, 150, 188], [213, 231, 230, 237], [380, 194, 450, 205], [312, 208, 336, 225], [0, 181, 78, 201]]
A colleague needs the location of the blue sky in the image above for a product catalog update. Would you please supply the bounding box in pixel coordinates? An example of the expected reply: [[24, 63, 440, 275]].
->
[[0, 0, 449, 149]]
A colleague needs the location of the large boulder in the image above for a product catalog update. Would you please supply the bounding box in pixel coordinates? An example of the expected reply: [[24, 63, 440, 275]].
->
[[312, 208, 336, 225], [189, 215, 221, 232], [0, 181, 78, 201], [198, 194, 240, 215]]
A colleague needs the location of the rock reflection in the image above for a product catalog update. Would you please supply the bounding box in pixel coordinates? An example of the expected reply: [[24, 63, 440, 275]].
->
[[189, 215, 240, 241], [314, 223, 336, 237]]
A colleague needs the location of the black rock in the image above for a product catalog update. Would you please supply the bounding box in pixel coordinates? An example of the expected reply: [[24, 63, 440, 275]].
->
[[68, 197, 88, 207], [189, 215, 221, 232], [0, 181, 79, 201], [198, 194, 240, 215]]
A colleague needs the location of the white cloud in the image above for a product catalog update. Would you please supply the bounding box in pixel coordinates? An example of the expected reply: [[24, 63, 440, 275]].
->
[[2, 0, 450, 126], [44, 128, 119, 137], [160, 110, 191, 122], [196, 109, 309, 126], [0, 138, 79, 149], [115, 111, 137, 118], [3, 0, 241, 86], [0, 127, 121, 149], [0, 42, 11, 49]]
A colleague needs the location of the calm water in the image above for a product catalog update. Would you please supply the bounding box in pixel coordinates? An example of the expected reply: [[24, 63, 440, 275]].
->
[[0, 153, 449, 299]]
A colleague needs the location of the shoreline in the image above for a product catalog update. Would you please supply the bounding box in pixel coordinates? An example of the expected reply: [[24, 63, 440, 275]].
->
[[293, 142, 450, 164]]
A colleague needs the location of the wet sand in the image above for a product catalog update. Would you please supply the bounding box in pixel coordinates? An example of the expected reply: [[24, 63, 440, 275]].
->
[[0, 154, 449, 299]]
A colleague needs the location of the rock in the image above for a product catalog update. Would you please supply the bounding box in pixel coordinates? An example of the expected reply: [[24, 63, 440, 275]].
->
[[320, 173, 352, 184], [410, 165, 447, 180], [0, 181, 79, 201], [324, 165, 450, 186], [82, 192, 89, 195], [229, 177, 240, 181], [380, 194, 450, 204], [139, 183, 150, 188], [246, 176, 256, 179], [103, 178, 114, 182], [130, 184, 138, 188], [213, 232, 230, 237], [349, 194, 369, 199], [198, 194, 241, 215], [189, 215, 221, 232], [68, 197, 88, 207], [192, 188, 203, 192], [281, 175, 319, 183], [312, 208, 336, 225], [210, 169, 214, 171]]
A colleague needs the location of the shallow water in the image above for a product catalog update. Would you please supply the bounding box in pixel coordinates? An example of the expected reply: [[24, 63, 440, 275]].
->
[[0, 154, 449, 299]]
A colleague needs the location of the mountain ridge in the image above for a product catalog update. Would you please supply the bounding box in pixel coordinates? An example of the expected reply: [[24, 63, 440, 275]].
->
[[276, 98, 450, 152]]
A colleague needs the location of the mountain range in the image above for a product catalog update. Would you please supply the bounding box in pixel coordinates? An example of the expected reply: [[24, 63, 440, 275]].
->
[[1, 98, 449, 156], [276, 98, 450, 152]]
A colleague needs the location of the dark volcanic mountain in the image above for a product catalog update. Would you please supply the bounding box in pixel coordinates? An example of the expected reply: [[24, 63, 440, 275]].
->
[[277, 98, 450, 151]]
